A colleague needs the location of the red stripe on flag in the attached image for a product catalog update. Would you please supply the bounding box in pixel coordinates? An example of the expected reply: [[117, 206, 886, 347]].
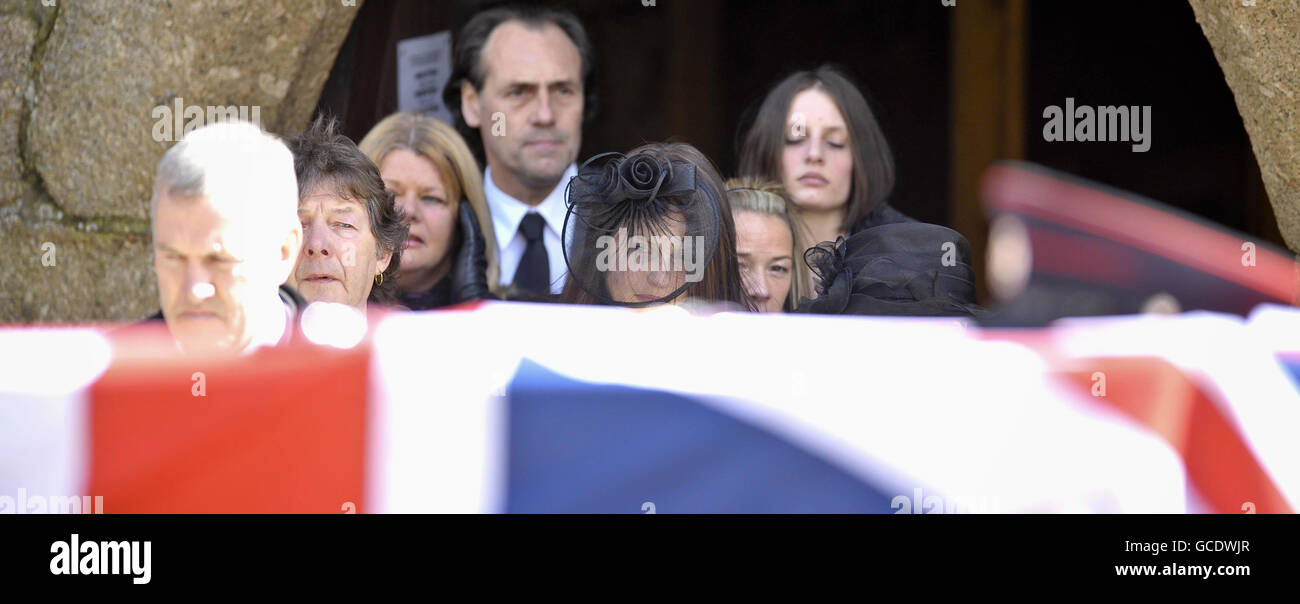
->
[[86, 340, 370, 513], [1058, 357, 1292, 514]]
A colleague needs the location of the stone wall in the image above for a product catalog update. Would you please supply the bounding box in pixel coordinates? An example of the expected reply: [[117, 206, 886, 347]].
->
[[1188, 0, 1300, 254], [0, 0, 359, 322]]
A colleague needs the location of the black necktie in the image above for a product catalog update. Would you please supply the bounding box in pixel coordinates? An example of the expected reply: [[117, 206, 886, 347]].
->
[[513, 213, 550, 295]]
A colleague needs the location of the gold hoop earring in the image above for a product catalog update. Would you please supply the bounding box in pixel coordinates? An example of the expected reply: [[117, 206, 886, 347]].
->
[[375, 273, 384, 287]]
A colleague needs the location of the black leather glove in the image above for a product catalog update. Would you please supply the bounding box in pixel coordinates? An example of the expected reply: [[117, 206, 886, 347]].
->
[[448, 199, 495, 304]]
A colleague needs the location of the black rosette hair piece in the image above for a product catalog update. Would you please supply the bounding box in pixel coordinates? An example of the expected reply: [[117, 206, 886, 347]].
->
[[562, 150, 722, 306]]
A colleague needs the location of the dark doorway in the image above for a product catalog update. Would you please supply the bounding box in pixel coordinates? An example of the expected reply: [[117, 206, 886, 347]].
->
[[1025, 0, 1284, 247]]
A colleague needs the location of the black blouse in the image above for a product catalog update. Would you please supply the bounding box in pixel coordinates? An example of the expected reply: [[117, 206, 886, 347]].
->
[[397, 277, 455, 311]]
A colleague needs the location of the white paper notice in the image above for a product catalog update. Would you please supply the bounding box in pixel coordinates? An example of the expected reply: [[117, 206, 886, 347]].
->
[[396, 30, 453, 123]]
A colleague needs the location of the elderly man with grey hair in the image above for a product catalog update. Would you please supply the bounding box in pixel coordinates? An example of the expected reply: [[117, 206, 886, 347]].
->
[[147, 121, 305, 354]]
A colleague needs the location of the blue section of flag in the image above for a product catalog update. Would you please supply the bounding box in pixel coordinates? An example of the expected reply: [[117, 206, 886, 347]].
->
[[1280, 356, 1300, 391], [504, 358, 896, 513]]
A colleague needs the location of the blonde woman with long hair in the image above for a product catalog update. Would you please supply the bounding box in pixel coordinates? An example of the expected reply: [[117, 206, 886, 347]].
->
[[725, 177, 814, 312], [359, 112, 501, 308]]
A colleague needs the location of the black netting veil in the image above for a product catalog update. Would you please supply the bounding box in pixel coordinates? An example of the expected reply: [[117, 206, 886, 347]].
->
[[562, 150, 722, 306]]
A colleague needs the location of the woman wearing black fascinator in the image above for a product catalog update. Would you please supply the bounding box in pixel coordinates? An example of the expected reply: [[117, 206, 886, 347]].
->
[[559, 142, 753, 310]]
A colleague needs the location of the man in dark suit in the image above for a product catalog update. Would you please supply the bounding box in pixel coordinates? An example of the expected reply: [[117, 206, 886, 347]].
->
[[444, 3, 596, 297]]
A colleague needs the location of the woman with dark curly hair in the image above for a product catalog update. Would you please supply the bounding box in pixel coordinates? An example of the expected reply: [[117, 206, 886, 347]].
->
[[286, 116, 409, 310], [559, 142, 752, 310]]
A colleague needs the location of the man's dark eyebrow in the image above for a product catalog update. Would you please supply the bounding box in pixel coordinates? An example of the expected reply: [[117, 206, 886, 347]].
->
[[299, 202, 363, 217], [501, 79, 578, 91]]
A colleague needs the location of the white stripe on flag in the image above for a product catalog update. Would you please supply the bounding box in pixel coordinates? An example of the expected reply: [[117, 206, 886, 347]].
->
[[367, 312, 509, 513], [0, 329, 107, 512]]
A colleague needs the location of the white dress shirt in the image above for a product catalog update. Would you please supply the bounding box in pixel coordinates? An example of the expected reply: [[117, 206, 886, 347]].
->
[[485, 164, 577, 294]]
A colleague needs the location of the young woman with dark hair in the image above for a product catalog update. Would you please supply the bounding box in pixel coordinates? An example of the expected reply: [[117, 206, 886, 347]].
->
[[739, 65, 983, 317], [738, 64, 909, 245]]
